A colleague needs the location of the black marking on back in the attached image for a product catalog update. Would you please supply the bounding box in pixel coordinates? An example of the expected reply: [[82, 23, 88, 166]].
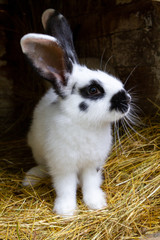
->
[[45, 10, 78, 72], [79, 80, 105, 100], [79, 101, 89, 111]]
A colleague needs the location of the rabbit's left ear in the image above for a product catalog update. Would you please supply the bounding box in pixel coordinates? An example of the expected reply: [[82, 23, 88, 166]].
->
[[20, 33, 71, 97]]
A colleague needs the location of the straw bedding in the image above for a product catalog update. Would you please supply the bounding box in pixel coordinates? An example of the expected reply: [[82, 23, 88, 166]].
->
[[0, 117, 160, 239]]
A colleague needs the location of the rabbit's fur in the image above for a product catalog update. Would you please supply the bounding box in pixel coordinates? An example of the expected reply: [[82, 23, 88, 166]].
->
[[20, 9, 131, 216]]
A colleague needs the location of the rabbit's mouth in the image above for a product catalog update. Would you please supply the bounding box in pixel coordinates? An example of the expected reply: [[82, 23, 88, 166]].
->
[[110, 90, 131, 114]]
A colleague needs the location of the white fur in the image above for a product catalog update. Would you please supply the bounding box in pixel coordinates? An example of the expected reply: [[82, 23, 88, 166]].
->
[[23, 64, 128, 216]]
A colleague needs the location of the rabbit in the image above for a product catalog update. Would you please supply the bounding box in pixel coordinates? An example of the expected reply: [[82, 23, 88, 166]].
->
[[20, 9, 131, 216]]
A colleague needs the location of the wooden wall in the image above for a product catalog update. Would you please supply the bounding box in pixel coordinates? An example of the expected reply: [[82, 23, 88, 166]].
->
[[0, 0, 13, 136]]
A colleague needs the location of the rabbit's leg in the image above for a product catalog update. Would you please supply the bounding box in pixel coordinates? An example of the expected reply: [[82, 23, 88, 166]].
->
[[81, 167, 107, 210], [53, 172, 77, 216], [22, 165, 49, 186]]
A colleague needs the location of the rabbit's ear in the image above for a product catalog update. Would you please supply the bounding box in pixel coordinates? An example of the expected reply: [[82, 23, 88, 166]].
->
[[20, 33, 71, 97], [41, 9, 78, 64], [42, 8, 55, 30]]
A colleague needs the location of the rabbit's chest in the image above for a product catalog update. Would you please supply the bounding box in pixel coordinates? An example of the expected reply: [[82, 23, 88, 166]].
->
[[47, 120, 112, 169]]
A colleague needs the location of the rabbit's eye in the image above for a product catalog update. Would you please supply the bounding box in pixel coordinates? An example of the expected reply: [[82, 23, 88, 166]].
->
[[88, 86, 100, 95], [79, 80, 105, 100]]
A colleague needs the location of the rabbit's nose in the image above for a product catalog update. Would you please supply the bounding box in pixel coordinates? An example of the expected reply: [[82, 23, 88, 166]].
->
[[110, 90, 131, 113]]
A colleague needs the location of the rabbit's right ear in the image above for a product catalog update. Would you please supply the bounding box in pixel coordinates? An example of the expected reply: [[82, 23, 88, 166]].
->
[[20, 33, 72, 97]]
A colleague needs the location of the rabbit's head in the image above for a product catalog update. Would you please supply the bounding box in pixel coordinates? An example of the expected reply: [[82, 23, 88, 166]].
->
[[20, 9, 131, 125]]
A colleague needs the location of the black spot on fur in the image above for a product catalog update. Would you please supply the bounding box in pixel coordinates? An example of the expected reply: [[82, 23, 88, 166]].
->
[[79, 80, 105, 100], [64, 55, 73, 74], [110, 90, 131, 113], [71, 83, 76, 94], [79, 102, 89, 111]]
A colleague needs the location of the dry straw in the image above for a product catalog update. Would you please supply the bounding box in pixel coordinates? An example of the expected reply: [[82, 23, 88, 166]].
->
[[0, 117, 160, 239]]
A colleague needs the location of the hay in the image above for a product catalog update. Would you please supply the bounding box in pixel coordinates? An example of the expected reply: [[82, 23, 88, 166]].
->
[[0, 118, 160, 239]]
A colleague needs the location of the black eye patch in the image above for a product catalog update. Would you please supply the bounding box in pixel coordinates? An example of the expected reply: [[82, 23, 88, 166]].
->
[[79, 80, 105, 100]]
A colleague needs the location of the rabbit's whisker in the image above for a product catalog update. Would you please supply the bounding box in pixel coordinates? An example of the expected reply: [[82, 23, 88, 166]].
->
[[100, 47, 107, 70], [104, 56, 113, 72], [124, 116, 146, 140], [124, 64, 140, 86]]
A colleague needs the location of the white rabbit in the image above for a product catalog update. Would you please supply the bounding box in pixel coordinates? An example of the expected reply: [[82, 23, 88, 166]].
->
[[20, 9, 131, 216]]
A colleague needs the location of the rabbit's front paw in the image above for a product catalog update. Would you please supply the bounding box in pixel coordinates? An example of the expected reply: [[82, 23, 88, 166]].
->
[[83, 188, 107, 210], [53, 197, 77, 217]]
